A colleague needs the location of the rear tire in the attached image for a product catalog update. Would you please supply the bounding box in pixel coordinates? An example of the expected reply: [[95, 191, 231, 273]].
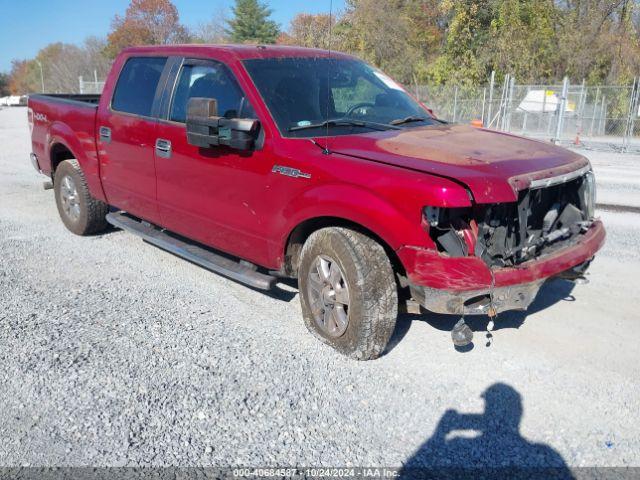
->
[[298, 227, 398, 360], [54, 159, 109, 235]]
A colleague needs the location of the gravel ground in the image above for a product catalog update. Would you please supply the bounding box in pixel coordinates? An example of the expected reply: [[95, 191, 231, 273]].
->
[[1, 106, 639, 469]]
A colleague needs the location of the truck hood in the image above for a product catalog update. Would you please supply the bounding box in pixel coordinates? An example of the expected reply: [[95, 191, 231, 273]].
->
[[327, 124, 590, 203]]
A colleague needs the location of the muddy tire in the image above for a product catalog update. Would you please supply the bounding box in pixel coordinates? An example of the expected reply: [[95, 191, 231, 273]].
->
[[298, 227, 398, 360], [54, 159, 109, 235]]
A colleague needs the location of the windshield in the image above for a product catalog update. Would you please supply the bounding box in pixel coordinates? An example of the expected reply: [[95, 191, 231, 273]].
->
[[242, 57, 440, 138]]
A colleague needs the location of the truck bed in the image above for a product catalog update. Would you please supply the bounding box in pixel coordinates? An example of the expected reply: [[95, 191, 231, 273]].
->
[[29, 93, 100, 107], [28, 93, 103, 199]]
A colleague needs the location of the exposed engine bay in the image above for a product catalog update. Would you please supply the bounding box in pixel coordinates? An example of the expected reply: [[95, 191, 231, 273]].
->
[[424, 169, 597, 268]]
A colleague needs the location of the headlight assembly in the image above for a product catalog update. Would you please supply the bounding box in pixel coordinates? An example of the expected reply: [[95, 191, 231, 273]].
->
[[582, 170, 597, 219]]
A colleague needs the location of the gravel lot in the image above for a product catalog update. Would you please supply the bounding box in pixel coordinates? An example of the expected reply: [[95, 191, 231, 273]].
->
[[1, 106, 639, 470]]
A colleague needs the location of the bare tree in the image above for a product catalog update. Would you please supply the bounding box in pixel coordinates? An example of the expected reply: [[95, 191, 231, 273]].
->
[[192, 10, 230, 44]]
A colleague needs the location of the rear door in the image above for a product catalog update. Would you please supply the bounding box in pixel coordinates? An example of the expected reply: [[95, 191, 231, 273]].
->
[[153, 57, 274, 265], [96, 56, 169, 224]]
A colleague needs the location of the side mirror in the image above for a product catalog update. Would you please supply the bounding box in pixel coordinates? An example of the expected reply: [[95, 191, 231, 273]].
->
[[186, 97, 259, 151]]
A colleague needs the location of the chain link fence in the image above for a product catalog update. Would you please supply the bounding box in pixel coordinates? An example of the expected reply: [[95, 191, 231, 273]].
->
[[413, 76, 640, 154], [78, 75, 105, 94]]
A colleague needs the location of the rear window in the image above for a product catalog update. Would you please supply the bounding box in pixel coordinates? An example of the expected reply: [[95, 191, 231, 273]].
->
[[111, 57, 167, 117]]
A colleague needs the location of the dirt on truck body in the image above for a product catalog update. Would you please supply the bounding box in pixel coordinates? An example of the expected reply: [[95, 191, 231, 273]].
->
[[28, 44, 604, 359]]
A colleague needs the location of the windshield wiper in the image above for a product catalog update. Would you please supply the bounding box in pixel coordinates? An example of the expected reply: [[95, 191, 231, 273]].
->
[[391, 115, 449, 126], [389, 115, 428, 126], [288, 118, 400, 132]]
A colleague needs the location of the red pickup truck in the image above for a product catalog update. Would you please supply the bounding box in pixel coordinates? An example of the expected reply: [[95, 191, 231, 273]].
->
[[28, 45, 605, 359]]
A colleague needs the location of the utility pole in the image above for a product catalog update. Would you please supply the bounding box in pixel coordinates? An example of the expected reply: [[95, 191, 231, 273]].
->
[[35, 60, 44, 93]]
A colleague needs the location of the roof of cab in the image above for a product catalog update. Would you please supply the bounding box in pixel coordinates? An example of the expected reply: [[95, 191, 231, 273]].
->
[[119, 44, 355, 61]]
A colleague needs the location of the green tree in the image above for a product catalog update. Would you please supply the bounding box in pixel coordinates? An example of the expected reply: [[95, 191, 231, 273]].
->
[[336, 0, 426, 84], [0, 72, 10, 96], [427, 0, 494, 86], [226, 0, 279, 44], [487, 0, 558, 83]]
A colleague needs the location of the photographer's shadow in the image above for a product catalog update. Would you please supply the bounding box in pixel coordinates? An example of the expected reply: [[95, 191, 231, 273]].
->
[[401, 383, 574, 479]]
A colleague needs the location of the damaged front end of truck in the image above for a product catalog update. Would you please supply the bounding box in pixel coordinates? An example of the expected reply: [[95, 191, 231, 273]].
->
[[413, 166, 600, 317]]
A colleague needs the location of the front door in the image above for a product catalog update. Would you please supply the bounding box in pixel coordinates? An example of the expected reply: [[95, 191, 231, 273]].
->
[[97, 56, 168, 224], [153, 58, 274, 265]]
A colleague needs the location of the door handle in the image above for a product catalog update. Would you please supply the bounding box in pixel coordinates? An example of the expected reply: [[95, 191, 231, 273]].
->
[[99, 126, 111, 143], [155, 138, 172, 158]]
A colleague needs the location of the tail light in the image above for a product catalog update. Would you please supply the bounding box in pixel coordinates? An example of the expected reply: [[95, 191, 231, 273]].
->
[[27, 108, 34, 133]]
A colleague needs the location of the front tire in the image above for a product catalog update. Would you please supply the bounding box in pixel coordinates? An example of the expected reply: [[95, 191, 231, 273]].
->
[[54, 159, 109, 235], [298, 227, 398, 360]]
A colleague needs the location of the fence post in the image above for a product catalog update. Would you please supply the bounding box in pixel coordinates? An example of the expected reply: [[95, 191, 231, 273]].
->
[[522, 86, 530, 134], [506, 76, 515, 132], [623, 77, 638, 151], [599, 95, 606, 136], [79, 76, 84, 94], [553, 76, 569, 144], [452, 85, 458, 122], [486, 70, 495, 127], [579, 79, 586, 114], [499, 74, 510, 130], [541, 85, 547, 132], [589, 87, 600, 138], [578, 79, 586, 136], [481, 87, 487, 125], [631, 79, 640, 150], [496, 75, 505, 129]]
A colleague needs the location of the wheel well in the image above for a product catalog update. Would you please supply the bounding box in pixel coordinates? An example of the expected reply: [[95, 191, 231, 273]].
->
[[50, 143, 75, 174], [283, 217, 406, 278]]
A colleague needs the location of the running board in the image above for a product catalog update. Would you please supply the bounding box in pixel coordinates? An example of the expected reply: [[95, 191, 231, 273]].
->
[[106, 212, 276, 290]]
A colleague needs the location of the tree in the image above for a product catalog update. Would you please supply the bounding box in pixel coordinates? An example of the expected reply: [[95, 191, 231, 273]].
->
[[282, 13, 335, 49], [556, 0, 640, 84], [426, 0, 494, 86], [192, 10, 230, 44], [8, 60, 40, 95], [226, 0, 279, 44], [336, 0, 429, 84], [34, 43, 86, 93], [486, 0, 558, 83], [105, 0, 190, 58], [82, 36, 112, 81], [6, 38, 112, 95], [0, 73, 10, 96]]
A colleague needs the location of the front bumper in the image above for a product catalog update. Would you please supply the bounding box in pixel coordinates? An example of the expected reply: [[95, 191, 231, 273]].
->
[[412, 280, 546, 315], [399, 220, 605, 315]]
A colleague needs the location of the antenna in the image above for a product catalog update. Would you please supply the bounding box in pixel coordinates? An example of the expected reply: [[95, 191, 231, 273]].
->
[[324, 0, 333, 154]]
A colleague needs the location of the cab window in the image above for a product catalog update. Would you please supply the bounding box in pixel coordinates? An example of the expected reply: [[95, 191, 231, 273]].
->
[[170, 62, 255, 123], [111, 57, 167, 117]]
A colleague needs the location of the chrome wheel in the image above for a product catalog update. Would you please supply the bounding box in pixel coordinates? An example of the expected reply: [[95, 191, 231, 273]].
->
[[60, 174, 80, 222], [307, 255, 350, 338]]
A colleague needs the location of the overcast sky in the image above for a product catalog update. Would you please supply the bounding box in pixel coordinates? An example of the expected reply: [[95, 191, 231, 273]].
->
[[0, 0, 345, 72]]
